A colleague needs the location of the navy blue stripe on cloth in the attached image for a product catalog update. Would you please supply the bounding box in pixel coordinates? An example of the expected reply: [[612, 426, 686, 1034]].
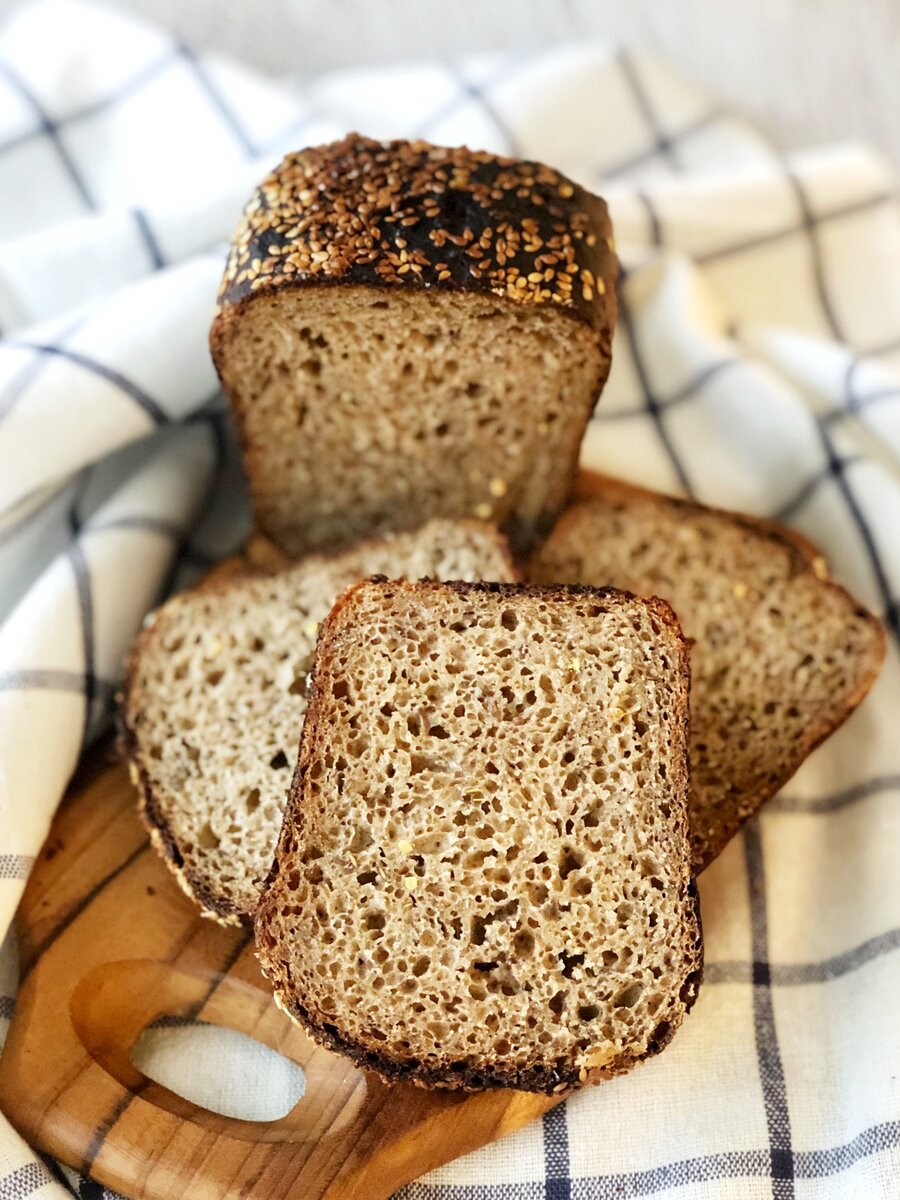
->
[[0, 668, 113, 697], [415, 54, 531, 151], [813, 419, 899, 644], [66, 541, 96, 747], [543, 1102, 571, 1200], [744, 824, 795, 1198], [773, 456, 862, 521], [0, 317, 85, 422], [176, 44, 257, 158], [593, 358, 740, 423], [707, 926, 900, 986], [598, 109, 724, 181], [132, 207, 165, 269], [3, 340, 168, 425], [0, 58, 94, 210], [399, 1121, 900, 1197], [0, 50, 177, 158], [0, 1163, 55, 1200], [0, 996, 14, 1019], [0, 854, 34, 879], [771, 774, 900, 813], [616, 290, 694, 495], [616, 52, 682, 172]]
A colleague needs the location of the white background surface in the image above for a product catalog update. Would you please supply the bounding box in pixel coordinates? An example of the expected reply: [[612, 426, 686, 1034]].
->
[[3, 0, 898, 161]]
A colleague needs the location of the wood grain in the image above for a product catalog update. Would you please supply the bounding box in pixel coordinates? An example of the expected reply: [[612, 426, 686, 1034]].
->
[[0, 746, 559, 1200]]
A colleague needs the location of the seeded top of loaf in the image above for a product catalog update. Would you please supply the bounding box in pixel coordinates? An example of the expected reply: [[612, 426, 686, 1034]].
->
[[256, 579, 701, 1093], [529, 474, 886, 870], [215, 134, 616, 329]]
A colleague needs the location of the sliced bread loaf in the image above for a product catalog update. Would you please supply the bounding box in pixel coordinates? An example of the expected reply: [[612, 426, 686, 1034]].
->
[[528, 474, 886, 870], [121, 520, 516, 925], [255, 579, 702, 1093], [210, 135, 618, 558]]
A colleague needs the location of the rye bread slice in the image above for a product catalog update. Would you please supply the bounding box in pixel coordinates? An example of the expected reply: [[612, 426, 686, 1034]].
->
[[528, 474, 886, 870], [255, 579, 702, 1093], [121, 520, 516, 925]]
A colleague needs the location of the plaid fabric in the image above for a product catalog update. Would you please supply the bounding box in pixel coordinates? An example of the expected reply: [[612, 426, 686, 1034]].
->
[[1, 2, 899, 1197]]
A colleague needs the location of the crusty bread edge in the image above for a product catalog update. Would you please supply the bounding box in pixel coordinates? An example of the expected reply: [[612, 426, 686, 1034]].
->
[[119, 525, 520, 926], [255, 577, 703, 1094], [565, 470, 887, 870]]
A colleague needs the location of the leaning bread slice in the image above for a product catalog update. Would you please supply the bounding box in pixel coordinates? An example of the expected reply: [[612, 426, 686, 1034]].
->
[[210, 134, 618, 558], [122, 520, 516, 925], [255, 579, 702, 1093], [528, 474, 886, 870]]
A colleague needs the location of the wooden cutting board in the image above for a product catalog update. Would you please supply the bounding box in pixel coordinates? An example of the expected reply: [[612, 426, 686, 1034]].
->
[[0, 744, 559, 1199]]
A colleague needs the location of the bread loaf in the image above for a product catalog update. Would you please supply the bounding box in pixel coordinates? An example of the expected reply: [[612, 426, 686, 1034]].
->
[[210, 135, 617, 558], [528, 475, 886, 869], [121, 520, 516, 924], [255, 579, 702, 1093]]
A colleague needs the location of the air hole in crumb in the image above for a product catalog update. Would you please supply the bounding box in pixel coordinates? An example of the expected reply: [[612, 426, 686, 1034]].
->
[[269, 750, 289, 770], [245, 789, 260, 813], [615, 983, 642, 1009]]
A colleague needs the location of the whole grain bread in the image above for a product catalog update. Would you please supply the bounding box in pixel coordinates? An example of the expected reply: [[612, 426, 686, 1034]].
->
[[210, 134, 618, 558], [255, 579, 702, 1093], [528, 473, 886, 870], [121, 520, 516, 925]]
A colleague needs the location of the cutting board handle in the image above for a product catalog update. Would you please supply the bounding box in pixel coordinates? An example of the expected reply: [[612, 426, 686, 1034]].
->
[[69, 957, 369, 1142]]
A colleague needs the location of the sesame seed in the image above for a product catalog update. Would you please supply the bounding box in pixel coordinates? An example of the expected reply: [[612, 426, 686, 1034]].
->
[[398, 839, 414, 854], [473, 502, 493, 519], [403, 876, 418, 892], [732, 582, 749, 599], [812, 556, 828, 580], [488, 478, 507, 497]]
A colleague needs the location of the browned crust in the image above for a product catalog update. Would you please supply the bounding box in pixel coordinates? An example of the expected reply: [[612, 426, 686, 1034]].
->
[[256, 578, 702, 1094], [210, 134, 618, 333], [552, 471, 887, 871]]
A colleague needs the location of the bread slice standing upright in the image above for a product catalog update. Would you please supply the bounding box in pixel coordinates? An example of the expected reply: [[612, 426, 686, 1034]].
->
[[256, 579, 702, 1093], [528, 475, 886, 869], [210, 135, 618, 558], [121, 519, 516, 925]]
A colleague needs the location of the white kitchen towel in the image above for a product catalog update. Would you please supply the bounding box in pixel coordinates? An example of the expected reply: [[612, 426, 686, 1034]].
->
[[0, 2, 899, 1197]]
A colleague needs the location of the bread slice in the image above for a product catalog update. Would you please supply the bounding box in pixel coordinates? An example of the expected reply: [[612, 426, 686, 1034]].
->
[[528, 474, 886, 870], [255, 579, 702, 1093], [210, 135, 618, 558], [121, 520, 516, 925]]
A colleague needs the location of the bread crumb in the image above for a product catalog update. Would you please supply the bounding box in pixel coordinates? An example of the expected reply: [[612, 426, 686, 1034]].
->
[[398, 839, 414, 854], [812, 556, 828, 580], [303, 620, 319, 638], [732, 582, 749, 599], [489, 478, 508, 497], [402, 875, 418, 892], [473, 503, 493, 520]]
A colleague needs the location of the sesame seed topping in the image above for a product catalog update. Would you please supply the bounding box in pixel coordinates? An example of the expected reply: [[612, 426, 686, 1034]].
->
[[217, 134, 615, 327], [488, 477, 508, 497], [473, 502, 493, 519]]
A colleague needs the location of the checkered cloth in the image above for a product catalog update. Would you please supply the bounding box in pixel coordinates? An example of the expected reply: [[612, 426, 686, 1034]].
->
[[1, 1, 899, 1197]]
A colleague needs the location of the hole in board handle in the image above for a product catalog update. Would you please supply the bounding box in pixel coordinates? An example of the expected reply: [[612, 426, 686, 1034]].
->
[[70, 959, 368, 1142], [132, 1020, 306, 1121]]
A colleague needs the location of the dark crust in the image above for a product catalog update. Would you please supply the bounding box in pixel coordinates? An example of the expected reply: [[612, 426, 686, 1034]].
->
[[546, 471, 887, 870], [211, 133, 618, 333], [256, 577, 702, 1093], [118, 623, 252, 927]]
